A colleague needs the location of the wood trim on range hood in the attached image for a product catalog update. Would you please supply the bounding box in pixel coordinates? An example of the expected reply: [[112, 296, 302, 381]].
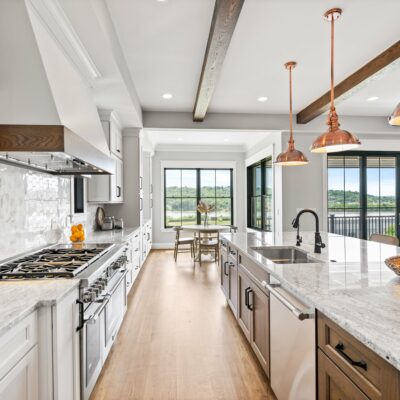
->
[[0, 125, 115, 175]]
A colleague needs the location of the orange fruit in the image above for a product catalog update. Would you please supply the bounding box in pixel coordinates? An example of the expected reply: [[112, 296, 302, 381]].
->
[[71, 226, 78, 233], [77, 224, 83, 231]]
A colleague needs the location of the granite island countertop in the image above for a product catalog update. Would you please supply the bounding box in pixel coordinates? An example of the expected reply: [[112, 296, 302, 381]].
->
[[0, 226, 140, 337], [221, 231, 400, 370]]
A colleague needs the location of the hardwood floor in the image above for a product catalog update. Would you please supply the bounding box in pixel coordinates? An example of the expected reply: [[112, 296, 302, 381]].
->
[[90, 250, 275, 400]]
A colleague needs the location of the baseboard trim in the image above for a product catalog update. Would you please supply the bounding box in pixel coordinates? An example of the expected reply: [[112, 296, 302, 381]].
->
[[152, 243, 174, 249]]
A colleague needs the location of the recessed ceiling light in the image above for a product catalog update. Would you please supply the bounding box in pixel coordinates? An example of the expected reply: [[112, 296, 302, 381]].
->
[[257, 96, 268, 102], [367, 96, 379, 102], [156, 0, 167, 2], [162, 93, 173, 99]]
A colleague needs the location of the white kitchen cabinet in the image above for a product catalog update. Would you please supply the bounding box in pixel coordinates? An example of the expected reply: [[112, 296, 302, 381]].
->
[[98, 109, 123, 160], [0, 312, 38, 400], [88, 110, 124, 204], [0, 345, 38, 400], [142, 151, 153, 221], [88, 155, 123, 203]]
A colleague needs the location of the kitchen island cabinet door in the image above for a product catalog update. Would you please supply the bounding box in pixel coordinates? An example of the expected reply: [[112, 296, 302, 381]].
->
[[0, 345, 38, 400], [249, 284, 270, 377], [237, 266, 251, 341], [318, 350, 369, 400]]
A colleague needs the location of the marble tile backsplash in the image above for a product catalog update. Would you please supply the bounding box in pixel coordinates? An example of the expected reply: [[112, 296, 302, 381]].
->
[[0, 164, 99, 260]]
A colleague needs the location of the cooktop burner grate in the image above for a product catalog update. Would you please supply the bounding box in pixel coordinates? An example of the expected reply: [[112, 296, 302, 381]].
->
[[0, 245, 112, 279]]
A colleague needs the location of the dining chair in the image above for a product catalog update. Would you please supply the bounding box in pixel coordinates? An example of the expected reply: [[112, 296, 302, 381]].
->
[[369, 233, 399, 246], [173, 226, 195, 261], [197, 230, 220, 266]]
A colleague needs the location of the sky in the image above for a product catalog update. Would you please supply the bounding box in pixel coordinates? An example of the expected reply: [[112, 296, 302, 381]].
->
[[328, 167, 396, 197]]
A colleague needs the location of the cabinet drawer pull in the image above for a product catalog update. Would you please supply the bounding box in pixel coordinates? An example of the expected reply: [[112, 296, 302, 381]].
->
[[229, 262, 235, 268], [245, 287, 251, 307], [247, 288, 253, 311], [223, 261, 229, 276], [335, 342, 368, 371]]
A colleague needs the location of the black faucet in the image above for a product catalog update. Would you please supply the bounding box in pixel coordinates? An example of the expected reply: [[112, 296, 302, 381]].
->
[[292, 209, 326, 254]]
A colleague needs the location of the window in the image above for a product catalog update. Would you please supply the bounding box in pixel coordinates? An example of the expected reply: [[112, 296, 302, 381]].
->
[[247, 157, 273, 231], [73, 177, 85, 214], [164, 168, 233, 228], [328, 152, 398, 239]]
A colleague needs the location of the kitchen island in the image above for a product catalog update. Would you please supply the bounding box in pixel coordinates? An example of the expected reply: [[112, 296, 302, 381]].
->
[[221, 230, 400, 399], [221, 230, 400, 368]]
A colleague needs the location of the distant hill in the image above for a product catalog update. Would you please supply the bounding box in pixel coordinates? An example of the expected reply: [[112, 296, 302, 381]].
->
[[328, 190, 395, 209]]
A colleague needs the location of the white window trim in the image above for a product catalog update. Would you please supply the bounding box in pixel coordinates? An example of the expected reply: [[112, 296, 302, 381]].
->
[[160, 160, 237, 232]]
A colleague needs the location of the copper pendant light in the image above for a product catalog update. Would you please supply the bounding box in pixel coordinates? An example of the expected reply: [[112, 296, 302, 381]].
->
[[311, 8, 361, 153], [389, 102, 400, 126], [275, 61, 309, 166]]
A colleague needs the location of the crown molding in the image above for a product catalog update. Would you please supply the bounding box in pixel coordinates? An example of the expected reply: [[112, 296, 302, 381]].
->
[[26, 0, 101, 84]]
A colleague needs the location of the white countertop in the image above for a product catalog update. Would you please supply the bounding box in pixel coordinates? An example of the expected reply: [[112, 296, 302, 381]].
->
[[85, 227, 141, 244], [0, 227, 140, 337], [221, 231, 400, 369]]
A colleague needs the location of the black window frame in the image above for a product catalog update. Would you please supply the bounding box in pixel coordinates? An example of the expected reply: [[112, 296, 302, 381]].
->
[[163, 168, 234, 228], [327, 151, 400, 239], [247, 157, 273, 231]]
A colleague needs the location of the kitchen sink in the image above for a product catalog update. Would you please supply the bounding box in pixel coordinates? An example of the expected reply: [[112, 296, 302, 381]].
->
[[250, 246, 320, 264]]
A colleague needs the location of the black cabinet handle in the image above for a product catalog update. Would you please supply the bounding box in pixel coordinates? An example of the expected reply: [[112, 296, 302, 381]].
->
[[335, 342, 368, 371], [116, 185, 121, 198], [76, 299, 84, 332], [229, 262, 235, 268], [223, 261, 229, 276], [245, 287, 251, 308], [247, 288, 253, 311]]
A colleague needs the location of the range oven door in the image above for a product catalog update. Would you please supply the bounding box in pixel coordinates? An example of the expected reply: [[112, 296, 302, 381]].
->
[[104, 269, 127, 358], [80, 298, 108, 400]]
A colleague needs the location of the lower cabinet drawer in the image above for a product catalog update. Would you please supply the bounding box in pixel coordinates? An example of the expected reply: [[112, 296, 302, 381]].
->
[[238, 251, 269, 295], [317, 312, 400, 400], [0, 312, 38, 381], [318, 349, 369, 400]]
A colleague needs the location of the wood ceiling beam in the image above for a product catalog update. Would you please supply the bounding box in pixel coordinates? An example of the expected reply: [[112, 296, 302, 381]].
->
[[296, 40, 400, 124], [193, 0, 245, 122]]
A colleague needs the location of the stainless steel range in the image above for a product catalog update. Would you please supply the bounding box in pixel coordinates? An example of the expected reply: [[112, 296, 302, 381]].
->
[[0, 242, 129, 400]]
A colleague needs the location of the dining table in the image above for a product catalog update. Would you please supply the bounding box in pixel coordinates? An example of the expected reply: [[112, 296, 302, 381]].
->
[[182, 224, 232, 262]]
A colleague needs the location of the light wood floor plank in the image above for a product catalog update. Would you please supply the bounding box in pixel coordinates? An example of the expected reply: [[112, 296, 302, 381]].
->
[[90, 250, 275, 400]]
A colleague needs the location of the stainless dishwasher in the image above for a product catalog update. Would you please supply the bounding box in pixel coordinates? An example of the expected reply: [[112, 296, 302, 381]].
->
[[264, 280, 315, 400]]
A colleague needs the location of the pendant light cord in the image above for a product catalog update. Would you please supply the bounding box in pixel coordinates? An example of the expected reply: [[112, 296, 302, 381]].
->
[[289, 65, 294, 147], [330, 16, 335, 110]]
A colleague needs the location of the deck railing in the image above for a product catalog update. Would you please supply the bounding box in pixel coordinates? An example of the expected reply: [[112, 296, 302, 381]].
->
[[328, 214, 396, 238]]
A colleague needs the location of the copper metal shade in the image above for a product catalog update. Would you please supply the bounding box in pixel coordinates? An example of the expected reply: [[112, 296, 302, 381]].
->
[[310, 8, 361, 153], [389, 102, 400, 126], [275, 61, 309, 166]]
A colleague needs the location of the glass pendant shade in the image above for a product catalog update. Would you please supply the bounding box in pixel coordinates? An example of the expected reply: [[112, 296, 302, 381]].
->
[[275, 61, 309, 166], [389, 102, 400, 126], [310, 8, 361, 153]]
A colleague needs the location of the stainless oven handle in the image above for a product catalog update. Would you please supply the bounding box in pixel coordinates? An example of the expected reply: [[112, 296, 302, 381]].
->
[[108, 268, 128, 296], [264, 282, 313, 321], [86, 297, 109, 325]]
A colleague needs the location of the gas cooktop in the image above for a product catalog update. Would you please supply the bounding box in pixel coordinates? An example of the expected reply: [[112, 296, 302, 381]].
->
[[0, 243, 114, 280]]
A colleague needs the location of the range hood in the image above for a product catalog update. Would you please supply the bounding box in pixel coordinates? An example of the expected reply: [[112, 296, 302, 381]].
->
[[0, 125, 114, 175], [0, 0, 115, 176]]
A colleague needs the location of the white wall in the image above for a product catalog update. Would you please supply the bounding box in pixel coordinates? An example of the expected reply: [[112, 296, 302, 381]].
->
[[152, 150, 246, 247]]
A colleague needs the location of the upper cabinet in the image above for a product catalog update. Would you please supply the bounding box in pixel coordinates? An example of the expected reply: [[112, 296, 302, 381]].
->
[[88, 110, 124, 203]]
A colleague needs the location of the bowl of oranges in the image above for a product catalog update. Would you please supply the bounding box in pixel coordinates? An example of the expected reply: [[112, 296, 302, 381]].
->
[[70, 224, 85, 243]]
